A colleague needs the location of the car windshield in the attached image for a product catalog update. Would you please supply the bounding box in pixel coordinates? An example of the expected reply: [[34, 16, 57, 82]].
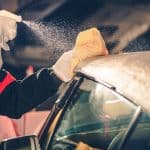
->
[[49, 78, 137, 150]]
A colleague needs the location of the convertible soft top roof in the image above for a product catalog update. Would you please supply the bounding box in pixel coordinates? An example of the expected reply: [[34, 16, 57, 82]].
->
[[76, 51, 150, 112]]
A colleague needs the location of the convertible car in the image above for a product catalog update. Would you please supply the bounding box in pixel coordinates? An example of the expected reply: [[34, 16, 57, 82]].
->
[[0, 51, 150, 150]]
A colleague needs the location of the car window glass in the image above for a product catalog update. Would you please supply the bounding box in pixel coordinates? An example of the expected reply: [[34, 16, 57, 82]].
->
[[123, 112, 150, 150], [49, 79, 137, 150]]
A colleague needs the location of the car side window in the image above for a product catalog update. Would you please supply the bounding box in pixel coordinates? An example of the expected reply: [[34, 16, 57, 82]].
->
[[49, 78, 137, 150]]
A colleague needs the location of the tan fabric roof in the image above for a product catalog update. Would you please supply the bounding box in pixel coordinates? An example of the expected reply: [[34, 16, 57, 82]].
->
[[76, 51, 150, 112]]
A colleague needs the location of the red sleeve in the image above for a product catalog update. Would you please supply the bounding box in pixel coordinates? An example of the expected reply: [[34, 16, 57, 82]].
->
[[0, 71, 16, 94]]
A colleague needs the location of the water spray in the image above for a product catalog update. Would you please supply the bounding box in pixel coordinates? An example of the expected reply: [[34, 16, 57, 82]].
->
[[10, 20, 76, 66]]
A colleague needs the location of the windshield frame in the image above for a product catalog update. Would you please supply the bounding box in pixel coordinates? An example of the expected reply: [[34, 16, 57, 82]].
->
[[41, 77, 84, 150]]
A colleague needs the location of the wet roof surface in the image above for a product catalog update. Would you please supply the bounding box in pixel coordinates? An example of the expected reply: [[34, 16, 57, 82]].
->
[[76, 51, 150, 112]]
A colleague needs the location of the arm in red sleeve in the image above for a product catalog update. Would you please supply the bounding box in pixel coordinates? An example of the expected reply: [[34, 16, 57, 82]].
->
[[0, 68, 62, 118]]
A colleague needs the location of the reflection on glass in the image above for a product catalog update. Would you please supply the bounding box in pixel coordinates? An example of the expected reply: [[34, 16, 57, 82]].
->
[[50, 79, 137, 150]]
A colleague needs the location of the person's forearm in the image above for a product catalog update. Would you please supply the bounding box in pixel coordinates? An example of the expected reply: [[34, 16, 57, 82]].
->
[[0, 68, 62, 118]]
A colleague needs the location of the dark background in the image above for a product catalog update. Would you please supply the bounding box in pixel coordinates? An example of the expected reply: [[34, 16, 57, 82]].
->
[[1, 0, 150, 79]]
